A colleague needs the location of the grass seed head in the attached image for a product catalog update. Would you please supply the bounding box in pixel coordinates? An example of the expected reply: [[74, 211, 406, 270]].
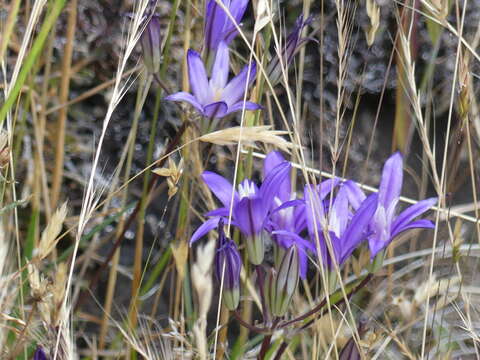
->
[[199, 126, 295, 153], [34, 202, 68, 261], [366, 0, 380, 46]]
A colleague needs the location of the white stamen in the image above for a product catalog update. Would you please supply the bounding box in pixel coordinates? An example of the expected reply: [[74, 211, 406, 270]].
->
[[238, 180, 256, 199]]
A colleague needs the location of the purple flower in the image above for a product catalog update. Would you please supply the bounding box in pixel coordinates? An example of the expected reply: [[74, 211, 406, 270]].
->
[[262, 152, 339, 278], [190, 153, 291, 264], [33, 347, 47, 360], [165, 41, 260, 118], [267, 15, 314, 85], [305, 183, 378, 268], [215, 219, 242, 310], [204, 0, 249, 52], [368, 152, 437, 258]]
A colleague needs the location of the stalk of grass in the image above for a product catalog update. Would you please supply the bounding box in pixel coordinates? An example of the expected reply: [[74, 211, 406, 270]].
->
[[50, 0, 78, 209], [0, 0, 63, 349], [58, 0, 151, 356], [0, 0, 66, 127], [45, 66, 142, 115], [36, 30, 56, 222], [122, 73, 152, 330], [0, 0, 21, 63], [170, 0, 193, 353], [114, 0, 189, 350], [98, 72, 151, 349]]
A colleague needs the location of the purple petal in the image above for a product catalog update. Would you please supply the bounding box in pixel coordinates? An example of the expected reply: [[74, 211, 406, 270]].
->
[[330, 186, 349, 236], [273, 230, 315, 252], [203, 101, 228, 118], [187, 49, 212, 105], [294, 203, 307, 233], [343, 180, 366, 210], [318, 178, 340, 200], [222, 62, 257, 106], [202, 171, 239, 208], [264, 151, 291, 202], [164, 91, 204, 114], [340, 194, 378, 264], [34, 348, 47, 360], [259, 161, 291, 211], [225, 101, 261, 115], [391, 197, 437, 235], [314, 232, 331, 269], [263, 151, 286, 175], [215, 220, 242, 289], [210, 41, 230, 90], [391, 219, 435, 238], [222, 0, 249, 44], [190, 217, 222, 244], [271, 199, 303, 214], [297, 246, 308, 279], [304, 184, 326, 241], [233, 197, 266, 236], [205, 207, 230, 217], [204, 0, 228, 51], [379, 152, 403, 208]]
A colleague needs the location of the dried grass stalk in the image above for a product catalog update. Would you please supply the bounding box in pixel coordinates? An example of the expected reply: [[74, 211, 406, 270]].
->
[[199, 126, 295, 153], [191, 240, 215, 360]]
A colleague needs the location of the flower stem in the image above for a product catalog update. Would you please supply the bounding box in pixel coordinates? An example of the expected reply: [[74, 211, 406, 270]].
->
[[258, 317, 280, 360], [256, 265, 270, 324], [279, 273, 373, 329], [273, 341, 288, 360], [231, 310, 269, 334]]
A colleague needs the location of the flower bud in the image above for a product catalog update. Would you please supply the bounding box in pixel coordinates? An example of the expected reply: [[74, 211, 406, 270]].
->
[[262, 268, 275, 320], [140, 15, 162, 74], [266, 15, 313, 86], [34, 347, 47, 360], [215, 220, 242, 310], [271, 245, 300, 317], [223, 286, 240, 311]]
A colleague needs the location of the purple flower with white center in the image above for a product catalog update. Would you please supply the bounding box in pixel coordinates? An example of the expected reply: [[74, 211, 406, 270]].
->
[[305, 183, 378, 268], [262, 152, 338, 278], [267, 15, 314, 85], [165, 41, 260, 118], [190, 153, 291, 264], [215, 219, 242, 310], [368, 152, 437, 258], [204, 0, 249, 52]]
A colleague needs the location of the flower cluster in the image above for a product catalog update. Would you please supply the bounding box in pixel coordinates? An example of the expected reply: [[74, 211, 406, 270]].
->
[[191, 152, 436, 313], [163, 0, 312, 119], [165, 0, 258, 119]]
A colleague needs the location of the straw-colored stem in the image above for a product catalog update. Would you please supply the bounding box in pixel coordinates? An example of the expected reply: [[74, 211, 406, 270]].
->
[[128, 74, 152, 328], [51, 0, 77, 208], [0, 0, 21, 63]]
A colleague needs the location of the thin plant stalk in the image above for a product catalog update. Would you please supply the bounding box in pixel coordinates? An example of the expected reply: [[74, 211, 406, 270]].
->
[[0, 0, 21, 63], [0, 0, 66, 126], [128, 73, 153, 328], [51, 0, 78, 209], [98, 74, 149, 348]]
